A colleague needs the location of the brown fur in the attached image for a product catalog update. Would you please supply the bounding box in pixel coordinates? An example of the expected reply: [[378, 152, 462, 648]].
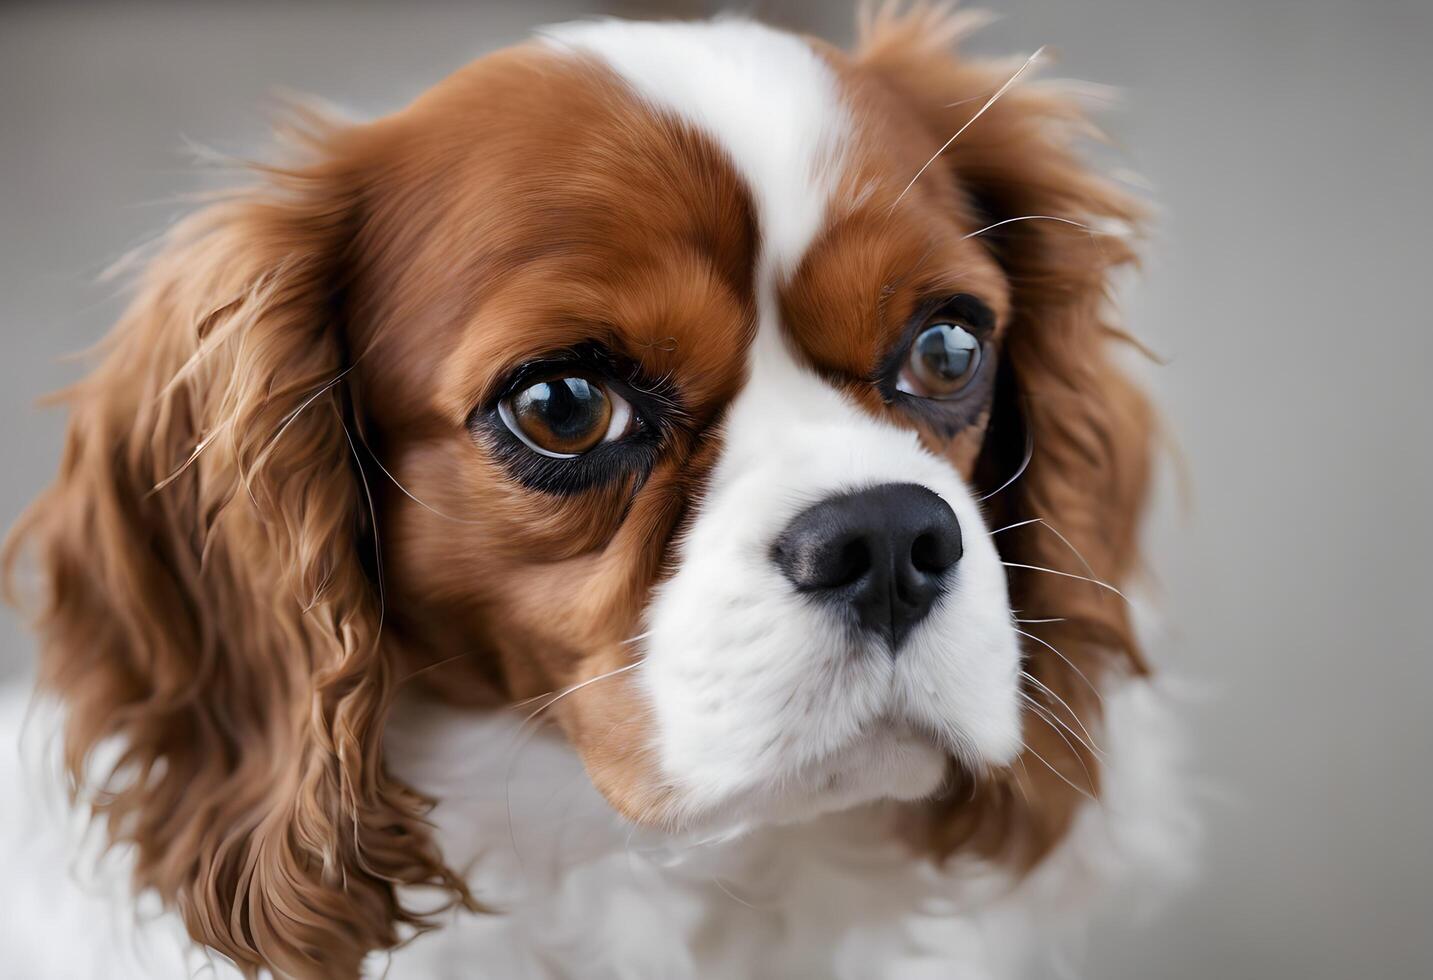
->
[[5, 10, 1154, 977], [2, 159, 464, 976], [852, 4, 1154, 863]]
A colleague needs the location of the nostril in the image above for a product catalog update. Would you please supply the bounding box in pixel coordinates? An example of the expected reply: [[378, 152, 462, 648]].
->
[[909, 531, 947, 574], [826, 537, 872, 589]]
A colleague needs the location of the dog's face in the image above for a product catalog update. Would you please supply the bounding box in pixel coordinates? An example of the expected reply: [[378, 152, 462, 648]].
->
[[366, 21, 1022, 828], [10, 11, 1153, 978]]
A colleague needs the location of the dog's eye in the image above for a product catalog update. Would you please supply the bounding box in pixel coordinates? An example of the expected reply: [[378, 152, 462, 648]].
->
[[897, 322, 982, 399], [498, 376, 634, 458]]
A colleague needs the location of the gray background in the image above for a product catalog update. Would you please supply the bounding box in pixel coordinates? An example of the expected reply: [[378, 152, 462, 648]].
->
[[3, 2, 1430, 977]]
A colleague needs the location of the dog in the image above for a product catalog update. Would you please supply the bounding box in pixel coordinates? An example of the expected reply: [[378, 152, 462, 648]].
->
[[1, 7, 1192, 977]]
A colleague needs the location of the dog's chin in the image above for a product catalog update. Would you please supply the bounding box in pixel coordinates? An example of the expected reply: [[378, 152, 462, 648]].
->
[[673, 727, 952, 837]]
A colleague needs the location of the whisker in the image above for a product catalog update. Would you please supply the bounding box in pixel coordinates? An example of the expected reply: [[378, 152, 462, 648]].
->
[[1015, 616, 1065, 624], [990, 517, 1043, 534], [502, 660, 643, 872], [1021, 692, 1100, 762], [711, 876, 763, 911], [1018, 677, 1103, 757], [1007, 517, 1103, 592], [1015, 627, 1104, 706], [510, 662, 641, 720], [522, 662, 641, 727], [1021, 689, 1097, 761], [339, 411, 386, 868], [977, 424, 1034, 503], [1010, 757, 1034, 806], [889, 46, 1046, 212], [398, 650, 479, 686], [356, 437, 485, 525], [508, 633, 649, 711], [339, 412, 384, 650], [1002, 561, 1129, 605], [1020, 697, 1100, 794], [961, 214, 1094, 241], [250, 364, 357, 475], [1014, 681, 1100, 756], [1020, 740, 1097, 804], [507, 691, 553, 712]]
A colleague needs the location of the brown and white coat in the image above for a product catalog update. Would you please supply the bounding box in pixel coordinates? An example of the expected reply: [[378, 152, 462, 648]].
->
[[2, 8, 1192, 978]]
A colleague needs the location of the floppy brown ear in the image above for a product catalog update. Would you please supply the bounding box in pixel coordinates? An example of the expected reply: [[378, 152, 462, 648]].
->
[[857, 7, 1157, 864], [4, 122, 467, 977]]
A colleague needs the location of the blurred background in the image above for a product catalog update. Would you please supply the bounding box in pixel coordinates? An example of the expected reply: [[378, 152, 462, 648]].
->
[[2, 1, 1429, 977]]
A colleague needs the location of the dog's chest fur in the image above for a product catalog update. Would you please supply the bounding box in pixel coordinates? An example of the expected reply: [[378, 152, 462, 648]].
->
[[0, 678, 1190, 979]]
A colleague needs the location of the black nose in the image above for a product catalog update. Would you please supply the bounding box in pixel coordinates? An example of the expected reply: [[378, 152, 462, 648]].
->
[[772, 483, 962, 653]]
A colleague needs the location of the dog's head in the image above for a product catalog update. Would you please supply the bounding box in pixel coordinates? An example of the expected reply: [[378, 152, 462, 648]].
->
[[7, 10, 1153, 977]]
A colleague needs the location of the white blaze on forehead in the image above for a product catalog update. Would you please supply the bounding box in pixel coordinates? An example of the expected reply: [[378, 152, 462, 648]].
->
[[541, 18, 859, 453], [540, 17, 848, 276], [544, 19, 1023, 824]]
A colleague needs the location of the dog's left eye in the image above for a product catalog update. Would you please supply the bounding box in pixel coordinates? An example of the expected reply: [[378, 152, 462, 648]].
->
[[896, 321, 983, 399], [498, 375, 635, 458]]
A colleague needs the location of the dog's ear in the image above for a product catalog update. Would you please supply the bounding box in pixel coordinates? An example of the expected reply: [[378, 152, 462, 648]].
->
[[5, 117, 469, 977], [857, 6, 1157, 863]]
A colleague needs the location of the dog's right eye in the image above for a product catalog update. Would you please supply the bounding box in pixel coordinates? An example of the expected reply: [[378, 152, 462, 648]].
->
[[498, 375, 635, 458], [476, 342, 675, 495]]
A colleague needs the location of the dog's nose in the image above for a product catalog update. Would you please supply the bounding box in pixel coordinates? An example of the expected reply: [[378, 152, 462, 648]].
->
[[772, 483, 962, 653]]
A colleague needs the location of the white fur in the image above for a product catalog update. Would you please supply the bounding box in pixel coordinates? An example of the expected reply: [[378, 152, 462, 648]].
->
[[0, 675, 1193, 978], [638, 341, 1026, 828], [545, 18, 1021, 827], [0, 684, 244, 979]]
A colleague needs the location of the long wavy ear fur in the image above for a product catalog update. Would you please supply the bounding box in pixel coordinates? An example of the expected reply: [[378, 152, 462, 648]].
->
[[3, 122, 469, 977], [857, 4, 1158, 865]]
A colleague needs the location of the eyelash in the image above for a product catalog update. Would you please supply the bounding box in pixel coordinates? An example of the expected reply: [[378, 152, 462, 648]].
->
[[470, 346, 676, 495]]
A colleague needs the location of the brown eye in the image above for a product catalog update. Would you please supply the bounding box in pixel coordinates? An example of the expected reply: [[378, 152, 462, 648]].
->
[[897, 322, 982, 399], [498, 376, 633, 457]]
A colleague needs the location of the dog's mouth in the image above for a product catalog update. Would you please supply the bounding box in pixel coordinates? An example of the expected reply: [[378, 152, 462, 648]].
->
[[805, 722, 952, 796], [667, 719, 954, 834]]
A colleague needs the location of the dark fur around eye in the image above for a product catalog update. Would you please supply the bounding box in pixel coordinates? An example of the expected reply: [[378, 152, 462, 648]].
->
[[470, 342, 679, 495]]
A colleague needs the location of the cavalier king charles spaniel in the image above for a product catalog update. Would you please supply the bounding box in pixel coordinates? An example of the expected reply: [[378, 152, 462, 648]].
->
[[1, 7, 1192, 978]]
